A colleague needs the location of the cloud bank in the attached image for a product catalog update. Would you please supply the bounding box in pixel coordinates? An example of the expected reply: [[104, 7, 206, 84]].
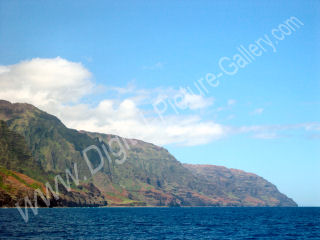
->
[[0, 57, 318, 146], [0, 57, 225, 146]]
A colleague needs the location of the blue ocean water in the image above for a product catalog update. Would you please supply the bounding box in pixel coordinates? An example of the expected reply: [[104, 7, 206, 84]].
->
[[0, 207, 319, 239]]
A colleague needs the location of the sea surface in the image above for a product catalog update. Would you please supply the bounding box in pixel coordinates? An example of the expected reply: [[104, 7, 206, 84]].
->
[[0, 207, 319, 239]]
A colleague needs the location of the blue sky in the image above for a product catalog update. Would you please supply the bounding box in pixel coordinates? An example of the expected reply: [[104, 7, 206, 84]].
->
[[0, 0, 319, 206]]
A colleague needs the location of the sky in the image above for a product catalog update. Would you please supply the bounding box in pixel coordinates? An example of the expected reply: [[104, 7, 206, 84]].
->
[[0, 0, 319, 206]]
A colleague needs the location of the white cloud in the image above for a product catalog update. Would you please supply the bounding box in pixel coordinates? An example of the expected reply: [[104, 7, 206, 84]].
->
[[214, 99, 236, 113], [237, 123, 320, 139], [142, 62, 164, 70], [1, 57, 318, 146], [252, 108, 264, 115], [0, 57, 92, 107], [44, 98, 225, 146], [302, 122, 320, 131], [226, 114, 235, 120], [252, 132, 278, 139], [168, 88, 214, 110], [0, 57, 224, 146], [228, 99, 236, 106]]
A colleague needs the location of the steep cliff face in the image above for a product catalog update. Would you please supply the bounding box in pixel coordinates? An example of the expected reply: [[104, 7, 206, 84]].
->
[[0, 116, 107, 208], [84, 131, 210, 206], [183, 164, 297, 207], [0, 100, 297, 207]]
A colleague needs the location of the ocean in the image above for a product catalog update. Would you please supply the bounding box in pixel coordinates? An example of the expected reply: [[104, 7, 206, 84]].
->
[[0, 207, 319, 239]]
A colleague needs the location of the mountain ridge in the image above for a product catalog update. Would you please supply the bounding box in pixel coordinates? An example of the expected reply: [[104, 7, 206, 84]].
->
[[0, 100, 297, 207]]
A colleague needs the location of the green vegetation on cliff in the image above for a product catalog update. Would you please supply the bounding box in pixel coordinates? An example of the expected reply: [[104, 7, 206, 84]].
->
[[0, 100, 297, 207], [0, 105, 107, 207]]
